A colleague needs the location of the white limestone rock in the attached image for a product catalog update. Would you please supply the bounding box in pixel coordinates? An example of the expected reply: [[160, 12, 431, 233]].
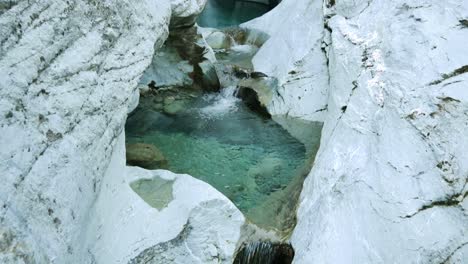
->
[[0, 0, 240, 263], [170, 0, 207, 28], [204, 31, 232, 49], [139, 44, 194, 88], [289, 0, 468, 263], [171, 0, 207, 19], [0, 1, 172, 262], [242, 0, 329, 121]]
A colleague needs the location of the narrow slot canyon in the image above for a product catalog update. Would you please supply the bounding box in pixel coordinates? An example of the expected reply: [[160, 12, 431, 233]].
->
[[1, 0, 467, 263]]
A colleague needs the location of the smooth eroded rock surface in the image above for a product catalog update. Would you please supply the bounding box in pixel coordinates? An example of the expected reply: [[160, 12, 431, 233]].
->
[[242, 0, 329, 121], [0, 0, 171, 262], [243, 0, 468, 262], [0, 0, 241, 263], [276, 0, 468, 263]]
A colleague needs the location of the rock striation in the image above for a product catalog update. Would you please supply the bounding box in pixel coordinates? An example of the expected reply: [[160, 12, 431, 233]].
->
[[1, 0, 245, 263], [245, 0, 468, 263], [0, 0, 170, 262], [2, 0, 468, 263]]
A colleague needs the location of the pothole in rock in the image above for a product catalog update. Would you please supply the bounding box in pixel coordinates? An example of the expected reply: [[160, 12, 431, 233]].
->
[[129, 177, 174, 210]]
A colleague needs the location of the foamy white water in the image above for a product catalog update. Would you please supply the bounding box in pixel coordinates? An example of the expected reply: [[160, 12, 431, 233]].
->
[[230, 44, 256, 53], [199, 86, 240, 119]]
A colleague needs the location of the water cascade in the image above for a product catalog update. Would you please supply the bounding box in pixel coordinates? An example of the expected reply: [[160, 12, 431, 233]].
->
[[233, 241, 294, 264]]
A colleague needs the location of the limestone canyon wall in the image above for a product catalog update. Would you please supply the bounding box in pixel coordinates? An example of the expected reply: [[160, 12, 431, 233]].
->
[[0, 0, 245, 263], [1, 0, 467, 263], [246, 0, 468, 263]]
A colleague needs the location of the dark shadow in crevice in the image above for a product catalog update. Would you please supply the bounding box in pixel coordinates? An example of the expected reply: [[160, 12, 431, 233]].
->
[[237, 86, 271, 119], [234, 241, 294, 264]]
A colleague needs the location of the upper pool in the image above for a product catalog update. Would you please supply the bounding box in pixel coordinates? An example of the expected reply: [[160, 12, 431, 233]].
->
[[197, 0, 280, 28]]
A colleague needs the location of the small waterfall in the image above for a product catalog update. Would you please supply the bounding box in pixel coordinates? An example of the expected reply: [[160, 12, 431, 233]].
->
[[233, 241, 294, 264], [230, 44, 256, 53], [198, 86, 240, 119]]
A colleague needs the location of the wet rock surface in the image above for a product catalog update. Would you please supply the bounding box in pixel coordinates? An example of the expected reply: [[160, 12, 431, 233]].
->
[[126, 143, 168, 170], [237, 86, 271, 118]]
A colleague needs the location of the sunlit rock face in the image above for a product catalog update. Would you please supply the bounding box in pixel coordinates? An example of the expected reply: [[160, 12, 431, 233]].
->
[[242, 0, 329, 122], [244, 0, 468, 263], [0, 0, 243, 263], [0, 0, 171, 262]]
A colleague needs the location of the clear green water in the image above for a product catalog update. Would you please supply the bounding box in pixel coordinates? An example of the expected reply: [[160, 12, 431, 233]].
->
[[126, 88, 322, 233], [128, 8, 322, 233], [197, 0, 273, 28]]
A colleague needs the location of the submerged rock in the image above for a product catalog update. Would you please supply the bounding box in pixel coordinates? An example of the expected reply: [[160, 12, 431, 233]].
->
[[126, 143, 168, 169], [163, 98, 187, 115], [126, 110, 174, 136], [248, 157, 283, 194]]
